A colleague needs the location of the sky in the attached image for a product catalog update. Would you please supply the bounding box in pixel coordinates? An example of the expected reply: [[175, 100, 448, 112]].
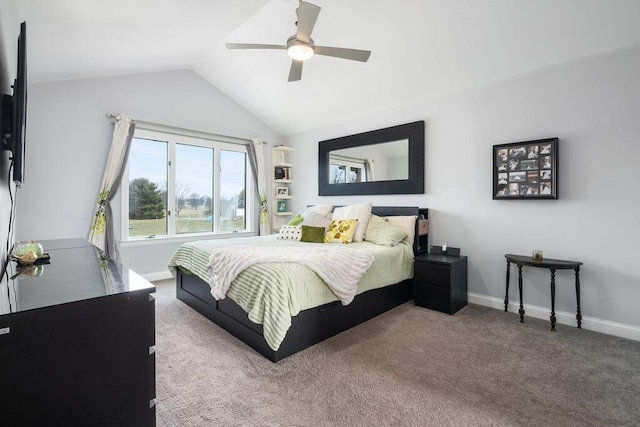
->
[[129, 137, 246, 200]]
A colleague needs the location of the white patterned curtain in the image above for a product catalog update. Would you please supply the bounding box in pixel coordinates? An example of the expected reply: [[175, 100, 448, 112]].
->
[[89, 114, 135, 259], [246, 138, 270, 235]]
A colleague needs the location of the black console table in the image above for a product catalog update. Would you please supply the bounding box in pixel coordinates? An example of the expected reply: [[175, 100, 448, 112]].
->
[[504, 253, 583, 331], [0, 239, 156, 426]]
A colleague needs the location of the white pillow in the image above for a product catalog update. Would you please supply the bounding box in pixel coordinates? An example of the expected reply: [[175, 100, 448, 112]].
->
[[301, 204, 333, 219], [277, 225, 302, 241], [384, 215, 417, 247], [300, 211, 331, 230], [332, 202, 372, 242]]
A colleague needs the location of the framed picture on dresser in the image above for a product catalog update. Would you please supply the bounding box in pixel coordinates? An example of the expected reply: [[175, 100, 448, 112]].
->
[[493, 137, 558, 200]]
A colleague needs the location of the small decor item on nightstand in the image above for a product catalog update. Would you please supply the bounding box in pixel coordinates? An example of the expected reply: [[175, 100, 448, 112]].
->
[[532, 250, 543, 261], [277, 200, 287, 212], [430, 245, 461, 257]]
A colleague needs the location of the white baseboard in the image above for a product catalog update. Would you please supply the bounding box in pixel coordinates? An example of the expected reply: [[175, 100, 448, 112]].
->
[[142, 270, 173, 282], [133, 277, 640, 341], [468, 292, 640, 342]]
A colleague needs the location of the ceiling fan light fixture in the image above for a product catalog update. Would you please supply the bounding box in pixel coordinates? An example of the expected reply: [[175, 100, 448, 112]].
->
[[287, 36, 314, 61], [287, 42, 314, 61]]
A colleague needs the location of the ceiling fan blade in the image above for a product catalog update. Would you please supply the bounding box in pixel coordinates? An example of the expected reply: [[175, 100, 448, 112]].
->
[[288, 60, 303, 82], [226, 43, 287, 50], [296, 1, 321, 43], [314, 46, 371, 62]]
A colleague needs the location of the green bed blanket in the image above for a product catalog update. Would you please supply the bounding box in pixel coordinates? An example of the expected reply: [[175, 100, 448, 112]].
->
[[168, 235, 413, 351]]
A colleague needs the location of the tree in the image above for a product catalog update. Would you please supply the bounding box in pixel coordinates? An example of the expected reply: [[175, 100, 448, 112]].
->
[[237, 189, 245, 208], [188, 192, 203, 210], [203, 196, 212, 216], [129, 177, 165, 220], [175, 182, 191, 216]]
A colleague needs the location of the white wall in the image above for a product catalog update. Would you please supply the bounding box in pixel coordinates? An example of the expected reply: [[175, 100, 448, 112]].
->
[[17, 69, 282, 277], [286, 46, 640, 333]]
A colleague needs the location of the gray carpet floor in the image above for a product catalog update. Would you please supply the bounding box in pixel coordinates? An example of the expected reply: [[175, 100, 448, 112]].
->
[[153, 279, 640, 426]]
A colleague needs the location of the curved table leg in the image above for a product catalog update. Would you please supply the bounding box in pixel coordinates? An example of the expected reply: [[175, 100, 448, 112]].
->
[[518, 264, 524, 323], [575, 266, 582, 329], [505, 260, 511, 312], [550, 267, 557, 332]]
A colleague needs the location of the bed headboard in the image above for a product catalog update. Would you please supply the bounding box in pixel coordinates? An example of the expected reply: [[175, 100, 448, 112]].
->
[[371, 206, 422, 255]]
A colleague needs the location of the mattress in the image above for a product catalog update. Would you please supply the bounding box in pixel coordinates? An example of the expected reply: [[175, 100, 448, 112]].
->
[[168, 235, 414, 350]]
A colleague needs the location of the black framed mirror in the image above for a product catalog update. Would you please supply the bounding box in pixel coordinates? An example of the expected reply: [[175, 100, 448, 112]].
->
[[318, 120, 425, 196]]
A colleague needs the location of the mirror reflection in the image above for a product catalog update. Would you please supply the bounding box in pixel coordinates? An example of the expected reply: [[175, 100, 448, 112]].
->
[[328, 140, 409, 183]]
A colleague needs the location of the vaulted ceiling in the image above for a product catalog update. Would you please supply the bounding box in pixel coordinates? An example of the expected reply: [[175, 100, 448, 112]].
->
[[16, 0, 640, 136]]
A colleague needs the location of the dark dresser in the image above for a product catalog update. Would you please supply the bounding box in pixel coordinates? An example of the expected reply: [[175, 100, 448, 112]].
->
[[414, 252, 468, 314], [0, 239, 156, 426]]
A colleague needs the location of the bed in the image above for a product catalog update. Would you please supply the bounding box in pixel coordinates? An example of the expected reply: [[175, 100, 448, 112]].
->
[[170, 206, 423, 362]]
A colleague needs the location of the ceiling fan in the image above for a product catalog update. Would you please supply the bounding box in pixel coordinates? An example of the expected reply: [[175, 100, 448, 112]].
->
[[226, 0, 371, 82]]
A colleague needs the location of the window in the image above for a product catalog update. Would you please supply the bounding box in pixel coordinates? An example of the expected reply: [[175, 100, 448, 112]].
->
[[123, 128, 251, 241], [329, 157, 366, 183]]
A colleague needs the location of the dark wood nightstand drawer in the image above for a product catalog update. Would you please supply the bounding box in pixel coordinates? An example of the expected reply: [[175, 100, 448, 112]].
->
[[414, 262, 451, 288], [414, 283, 454, 314]]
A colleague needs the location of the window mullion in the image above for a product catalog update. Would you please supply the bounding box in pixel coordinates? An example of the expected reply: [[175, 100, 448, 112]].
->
[[245, 157, 253, 232], [167, 140, 177, 236], [213, 148, 220, 232]]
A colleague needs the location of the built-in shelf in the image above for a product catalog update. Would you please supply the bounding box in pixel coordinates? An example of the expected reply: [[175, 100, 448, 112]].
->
[[272, 146, 293, 232]]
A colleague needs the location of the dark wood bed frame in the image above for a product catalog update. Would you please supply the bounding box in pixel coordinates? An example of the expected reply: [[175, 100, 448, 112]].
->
[[175, 206, 423, 362]]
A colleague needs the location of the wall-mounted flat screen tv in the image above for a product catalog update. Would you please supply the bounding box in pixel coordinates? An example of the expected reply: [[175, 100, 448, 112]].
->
[[1, 21, 27, 186]]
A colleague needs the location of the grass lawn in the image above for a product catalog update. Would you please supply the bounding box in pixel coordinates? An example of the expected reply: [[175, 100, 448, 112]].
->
[[129, 215, 245, 237]]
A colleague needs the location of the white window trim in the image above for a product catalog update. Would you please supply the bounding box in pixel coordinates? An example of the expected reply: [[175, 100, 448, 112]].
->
[[121, 128, 254, 244]]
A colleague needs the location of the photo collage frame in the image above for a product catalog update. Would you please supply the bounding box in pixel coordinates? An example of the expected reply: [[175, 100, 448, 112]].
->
[[493, 138, 558, 199]]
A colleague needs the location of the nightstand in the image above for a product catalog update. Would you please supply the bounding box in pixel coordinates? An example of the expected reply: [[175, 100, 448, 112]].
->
[[414, 253, 468, 314]]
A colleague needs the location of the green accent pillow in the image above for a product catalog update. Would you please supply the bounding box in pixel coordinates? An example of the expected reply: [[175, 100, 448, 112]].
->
[[287, 214, 304, 226], [364, 214, 407, 246], [300, 225, 326, 243]]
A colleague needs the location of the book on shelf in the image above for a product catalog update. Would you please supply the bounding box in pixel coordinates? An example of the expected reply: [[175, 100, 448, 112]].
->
[[274, 167, 291, 180]]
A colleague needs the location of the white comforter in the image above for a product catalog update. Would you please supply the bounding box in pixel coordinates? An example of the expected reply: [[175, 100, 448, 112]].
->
[[207, 244, 375, 305]]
